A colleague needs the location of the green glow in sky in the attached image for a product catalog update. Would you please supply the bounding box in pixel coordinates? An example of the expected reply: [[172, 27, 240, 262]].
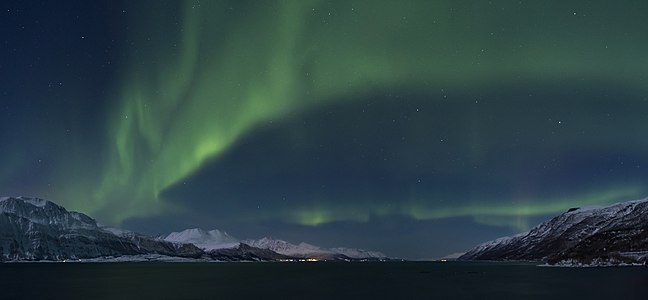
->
[[287, 184, 646, 230], [8, 0, 648, 260], [53, 0, 648, 227]]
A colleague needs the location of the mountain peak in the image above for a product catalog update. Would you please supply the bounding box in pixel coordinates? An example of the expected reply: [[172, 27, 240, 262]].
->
[[165, 228, 239, 250], [1, 196, 48, 207], [1, 196, 59, 209], [0, 196, 204, 261], [0, 196, 98, 230], [460, 197, 648, 265], [1, 196, 390, 261], [243, 237, 387, 259]]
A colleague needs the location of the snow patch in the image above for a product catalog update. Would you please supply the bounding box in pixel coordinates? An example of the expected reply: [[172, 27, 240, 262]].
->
[[165, 228, 239, 250]]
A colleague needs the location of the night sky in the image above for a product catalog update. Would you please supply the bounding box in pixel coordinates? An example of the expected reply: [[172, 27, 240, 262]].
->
[[2, 0, 648, 259]]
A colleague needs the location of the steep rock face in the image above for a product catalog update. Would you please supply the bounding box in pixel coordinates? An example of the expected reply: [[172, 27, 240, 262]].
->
[[460, 198, 648, 265], [0, 197, 203, 260]]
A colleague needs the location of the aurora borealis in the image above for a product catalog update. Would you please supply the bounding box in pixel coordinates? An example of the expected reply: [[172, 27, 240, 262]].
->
[[3, 0, 648, 258]]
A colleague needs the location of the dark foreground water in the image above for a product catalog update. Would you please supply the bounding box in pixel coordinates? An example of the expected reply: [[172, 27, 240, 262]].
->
[[1, 261, 647, 300]]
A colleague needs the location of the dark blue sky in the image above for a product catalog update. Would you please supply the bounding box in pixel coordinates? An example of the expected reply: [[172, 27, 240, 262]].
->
[[2, 0, 648, 258]]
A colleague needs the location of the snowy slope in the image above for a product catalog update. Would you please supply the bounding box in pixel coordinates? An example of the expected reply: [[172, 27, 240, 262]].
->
[[460, 198, 648, 265], [329, 247, 386, 259], [0, 196, 389, 262], [244, 237, 387, 259], [163, 227, 389, 259], [0, 197, 203, 261], [165, 228, 239, 250], [244, 237, 328, 256]]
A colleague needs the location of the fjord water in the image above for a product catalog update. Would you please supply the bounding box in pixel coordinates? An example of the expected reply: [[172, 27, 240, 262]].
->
[[1, 262, 647, 299]]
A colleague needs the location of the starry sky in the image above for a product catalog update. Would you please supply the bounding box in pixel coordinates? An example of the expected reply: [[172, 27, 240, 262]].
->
[[2, 0, 648, 259]]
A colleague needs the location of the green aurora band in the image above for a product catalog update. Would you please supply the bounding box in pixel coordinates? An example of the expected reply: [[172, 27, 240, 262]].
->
[[55, 0, 648, 229]]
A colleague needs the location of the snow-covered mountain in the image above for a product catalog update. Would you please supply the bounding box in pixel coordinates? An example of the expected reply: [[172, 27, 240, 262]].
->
[[244, 237, 326, 256], [163, 227, 388, 260], [0, 196, 390, 262], [244, 237, 387, 259], [207, 243, 291, 262], [460, 198, 648, 265], [329, 247, 387, 259], [0, 196, 203, 261], [165, 228, 239, 250]]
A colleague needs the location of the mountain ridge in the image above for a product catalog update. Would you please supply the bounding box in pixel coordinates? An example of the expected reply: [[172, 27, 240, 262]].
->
[[0, 196, 203, 261], [165, 229, 388, 259], [459, 197, 648, 265], [0, 196, 389, 262]]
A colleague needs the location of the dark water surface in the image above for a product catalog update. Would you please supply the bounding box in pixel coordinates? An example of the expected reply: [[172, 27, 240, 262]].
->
[[1, 261, 647, 299]]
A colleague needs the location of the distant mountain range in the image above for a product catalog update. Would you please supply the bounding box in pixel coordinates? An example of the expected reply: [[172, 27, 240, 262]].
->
[[164, 228, 386, 260], [164, 228, 239, 250], [460, 198, 648, 266], [0, 196, 389, 262]]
